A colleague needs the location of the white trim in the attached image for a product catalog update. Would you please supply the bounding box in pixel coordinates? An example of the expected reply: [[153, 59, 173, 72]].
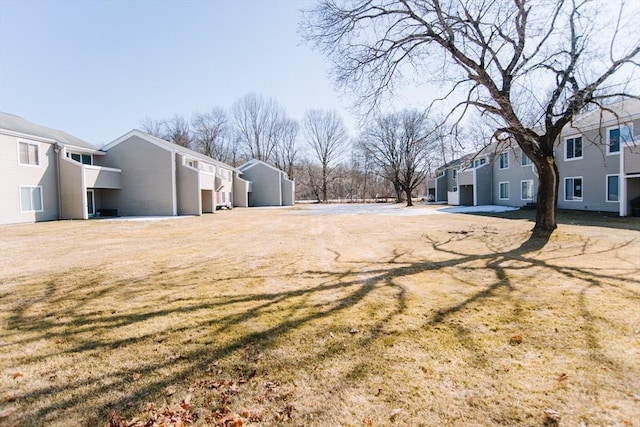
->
[[520, 180, 534, 201], [605, 174, 620, 203], [564, 176, 583, 202], [564, 136, 583, 161], [17, 140, 41, 167], [84, 165, 122, 173], [498, 152, 509, 169], [498, 181, 510, 200], [171, 151, 177, 216], [606, 123, 633, 156], [19, 185, 44, 212], [520, 150, 533, 167]]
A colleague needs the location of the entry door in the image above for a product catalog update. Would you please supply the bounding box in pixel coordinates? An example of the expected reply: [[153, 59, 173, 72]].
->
[[87, 190, 95, 216]]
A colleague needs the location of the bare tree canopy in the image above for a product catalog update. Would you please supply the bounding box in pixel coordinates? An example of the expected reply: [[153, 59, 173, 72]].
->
[[232, 93, 288, 163], [191, 108, 231, 161], [361, 110, 436, 206], [164, 115, 192, 148], [302, 0, 640, 232], [303, 109, 349, 203], [273, 118, 299, 180]]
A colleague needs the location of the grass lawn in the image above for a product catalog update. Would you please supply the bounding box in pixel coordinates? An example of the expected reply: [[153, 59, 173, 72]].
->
[[1, 205, 639, 426]]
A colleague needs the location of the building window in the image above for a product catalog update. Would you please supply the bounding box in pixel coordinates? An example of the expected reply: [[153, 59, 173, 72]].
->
[[499, 182, 510, 200], [606, 175, 619, 202], [18, 141, 39, 165], [474, 158, 486, 168], [521, 154, 532, 166], [499, 152, 509, 169], [20, 186, 43, 212], [565, 136, 583, 160], [452, 169, 457, 179], [564, 177, 583, 201], [607, 125, 633, 154], [67, 152, 92, 165], [521, 180, 534, 200]]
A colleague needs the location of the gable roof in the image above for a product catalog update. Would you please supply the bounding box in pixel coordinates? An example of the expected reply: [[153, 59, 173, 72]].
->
[[564, 98, 640, 135], [0, 112, 98, 151], [103, 129, 237, 171], [437, 153, 475, 171], [238, 159, 291, 180]]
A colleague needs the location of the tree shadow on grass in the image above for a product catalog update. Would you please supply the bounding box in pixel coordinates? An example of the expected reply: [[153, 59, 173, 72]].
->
[[1, 230, 639, 425]]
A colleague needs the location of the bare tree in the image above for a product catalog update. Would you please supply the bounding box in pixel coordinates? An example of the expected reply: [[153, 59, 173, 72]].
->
[[140, 117, 165, 138], [303, 109, 349, 203], [361, 110, 434, 206], [303, 0, 640, 233], [232, 93, 286, 163], [164, 115, 192, 148], [191, 108, 231, 161], [273, 118, 299, 180]]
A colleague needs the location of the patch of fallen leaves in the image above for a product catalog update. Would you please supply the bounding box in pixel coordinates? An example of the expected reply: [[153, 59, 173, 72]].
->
[[109, 403, 193, 427]]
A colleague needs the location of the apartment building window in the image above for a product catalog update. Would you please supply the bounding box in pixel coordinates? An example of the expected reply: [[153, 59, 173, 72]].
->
[[564, 177, 583, 201], [499, 152, 509, 169], [452, 169, 457, 179], [18, 141, 39, 166], [66, 152, 92, 165], [474, 158, 486, 168], [20, 186, 43, 212], [521, 154, 532, 166], [499, 182, 510, 200], [565, 136, 582, 160], [521, 180, 534, 200], [607, 124, 633, 154], [606, 175, 619, 202]]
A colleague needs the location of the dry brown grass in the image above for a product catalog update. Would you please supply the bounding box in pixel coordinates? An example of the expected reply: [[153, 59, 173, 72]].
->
[[0, 205, 639, 426]]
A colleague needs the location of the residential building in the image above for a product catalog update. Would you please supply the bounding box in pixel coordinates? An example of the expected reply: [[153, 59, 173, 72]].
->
[[235, 159, 295, 207], [0, 112, 121, 225], [100, 130, 235, 217], [427, 99, 640, 216]]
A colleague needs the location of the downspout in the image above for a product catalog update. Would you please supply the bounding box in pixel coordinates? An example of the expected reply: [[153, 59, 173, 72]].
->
[[54, 143, 62, 219], [620, 142, 626, 217]]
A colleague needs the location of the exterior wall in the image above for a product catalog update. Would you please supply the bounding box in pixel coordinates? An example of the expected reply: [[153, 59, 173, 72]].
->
[[85, 165, 121, 189], [475, 163, 493, 205], [281, 177, 295, 206], [491, 149, 538, 207], [201, 190, 214, 213], [623, 144, 640, 175], [233, 176, 250, 207], [59, 156, 86, 219], [176, 155, 201, 216], [555, 125, 624, 212], [100, 135, 176, 216], [435, 174, 447, 202], [241, 163, 282, 207], [216, 167, 234, 208], [0, 133, 59, 224]]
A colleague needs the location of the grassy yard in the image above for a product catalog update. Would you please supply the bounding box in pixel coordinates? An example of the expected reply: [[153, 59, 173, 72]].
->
[[0, 205, 638, 426]]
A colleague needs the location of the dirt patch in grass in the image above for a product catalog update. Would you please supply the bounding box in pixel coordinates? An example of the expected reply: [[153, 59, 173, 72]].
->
[[1, 205, 639, 426]]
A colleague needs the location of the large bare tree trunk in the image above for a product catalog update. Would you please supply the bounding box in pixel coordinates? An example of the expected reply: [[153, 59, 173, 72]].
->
[[533, 155, 559, 234], [405, 188, 413, 207]]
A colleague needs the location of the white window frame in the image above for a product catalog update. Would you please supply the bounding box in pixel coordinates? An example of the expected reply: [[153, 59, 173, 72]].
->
[[521, 152, 532, 166], [19, 185, 44, 212], [606, 174, 619, 203], [498, 152, 509, 169], [66, 152, 93, 165], [17, 140, 40, 167], [564, 176, 583, 202], [521, 180, 534, 201], [565, 136, 583, 161], [474, 157, 486, 168], [499, 181, 510, 200], [606, 124, 633, 155]]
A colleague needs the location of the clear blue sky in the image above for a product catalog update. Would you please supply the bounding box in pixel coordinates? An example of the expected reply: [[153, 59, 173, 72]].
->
[[0, 0, 360, 147]]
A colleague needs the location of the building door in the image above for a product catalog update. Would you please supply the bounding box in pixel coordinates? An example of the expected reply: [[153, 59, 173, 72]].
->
[[87, 190, 95, 217]]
